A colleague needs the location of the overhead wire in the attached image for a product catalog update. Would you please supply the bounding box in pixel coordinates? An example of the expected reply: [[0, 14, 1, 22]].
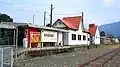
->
[[0, 1, 81, 16], [0, 1, 12, 4]]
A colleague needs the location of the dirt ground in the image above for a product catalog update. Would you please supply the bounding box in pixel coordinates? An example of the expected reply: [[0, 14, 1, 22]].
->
[[16, 44, 120, 67]]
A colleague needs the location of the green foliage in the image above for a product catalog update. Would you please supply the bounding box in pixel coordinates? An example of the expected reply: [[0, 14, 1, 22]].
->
[[0, 13, 13, 22]]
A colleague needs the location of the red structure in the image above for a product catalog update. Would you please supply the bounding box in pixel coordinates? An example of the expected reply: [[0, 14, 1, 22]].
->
[[24, 27, 40, 48]]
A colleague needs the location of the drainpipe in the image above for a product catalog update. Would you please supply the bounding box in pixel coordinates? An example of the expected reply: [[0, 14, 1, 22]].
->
[[87, 33, 88, 45]]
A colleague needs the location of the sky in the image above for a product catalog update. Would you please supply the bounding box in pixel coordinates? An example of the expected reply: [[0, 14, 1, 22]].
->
[[0, 0, 120, 28]]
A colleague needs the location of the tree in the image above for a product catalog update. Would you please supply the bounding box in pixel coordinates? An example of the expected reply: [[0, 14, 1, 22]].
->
[[0, 13, 13, 22]]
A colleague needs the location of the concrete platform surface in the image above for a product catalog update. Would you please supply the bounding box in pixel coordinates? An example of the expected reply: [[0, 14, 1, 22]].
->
[[16, 45, 120, 67]]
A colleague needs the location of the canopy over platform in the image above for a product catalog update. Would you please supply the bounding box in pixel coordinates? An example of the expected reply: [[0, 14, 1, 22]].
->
[[1, 22, 68, 32], [0, 23, 15, 29]]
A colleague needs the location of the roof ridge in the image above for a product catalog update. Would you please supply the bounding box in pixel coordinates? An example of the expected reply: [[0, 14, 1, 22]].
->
[[63, 16, 81, 19]]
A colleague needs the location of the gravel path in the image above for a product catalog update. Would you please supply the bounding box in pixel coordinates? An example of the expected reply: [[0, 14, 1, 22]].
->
[[103, 49, 120, 67], [16, 46, 117, 67]]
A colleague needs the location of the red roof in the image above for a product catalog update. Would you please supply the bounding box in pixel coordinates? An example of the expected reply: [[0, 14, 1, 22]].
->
[[59, 16, 82, 30], [89, 24, 97, 36]]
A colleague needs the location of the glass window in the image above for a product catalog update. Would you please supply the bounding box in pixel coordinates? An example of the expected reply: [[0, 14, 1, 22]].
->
[[72, 34, 76, 40], [83, 35, 86, 40], [78, 35, 81, 40], [88, 38, 90, 41]]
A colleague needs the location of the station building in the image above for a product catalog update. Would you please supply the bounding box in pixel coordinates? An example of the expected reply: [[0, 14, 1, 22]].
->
[[52, 16, 90, 45]]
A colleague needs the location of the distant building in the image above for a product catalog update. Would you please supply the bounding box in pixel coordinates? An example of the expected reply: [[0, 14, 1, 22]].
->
[[89, 24, 100, 44], [112, 38, 119, 43], [53, 16, 90, 45]]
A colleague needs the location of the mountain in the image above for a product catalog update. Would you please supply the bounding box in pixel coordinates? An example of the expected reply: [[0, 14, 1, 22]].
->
[[99, 21, 120, 37]]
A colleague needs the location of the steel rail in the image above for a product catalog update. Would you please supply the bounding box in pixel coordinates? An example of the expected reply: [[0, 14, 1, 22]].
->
[[78, 47, 120, 67]]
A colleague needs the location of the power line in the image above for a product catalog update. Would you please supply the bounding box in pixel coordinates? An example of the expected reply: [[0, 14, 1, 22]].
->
[[0, 1, 46, 7], [0, 1, 12, 4], [16, 8, 44, 14]]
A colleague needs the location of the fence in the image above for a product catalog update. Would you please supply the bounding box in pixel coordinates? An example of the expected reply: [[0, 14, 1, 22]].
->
[[0, 47, 13, 67]]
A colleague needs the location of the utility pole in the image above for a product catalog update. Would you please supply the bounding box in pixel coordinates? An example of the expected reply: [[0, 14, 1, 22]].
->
[[81, 12, 84, 30], [44, 11, 46, 26], [50, 4, 54, 26], [33, 14, 35, 24]]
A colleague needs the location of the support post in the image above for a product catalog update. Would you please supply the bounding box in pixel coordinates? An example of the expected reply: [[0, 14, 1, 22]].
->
[[44, 11, 46, 26], [15, 28, 18, 62], [1, 48, 3, 67]]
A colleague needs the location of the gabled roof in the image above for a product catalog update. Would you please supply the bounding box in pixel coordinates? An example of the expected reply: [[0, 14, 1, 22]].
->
[[56, 16, 82, 30], [59, 19, 78, 30], [89, 24, 97, 36]]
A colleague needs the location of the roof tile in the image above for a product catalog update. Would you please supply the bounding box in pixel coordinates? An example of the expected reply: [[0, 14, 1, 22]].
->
[[89, 24, 97, 36], [59, 16, 82, 30]]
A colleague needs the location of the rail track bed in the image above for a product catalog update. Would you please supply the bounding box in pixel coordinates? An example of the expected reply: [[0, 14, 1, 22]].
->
[[78, 47, 120, 67]]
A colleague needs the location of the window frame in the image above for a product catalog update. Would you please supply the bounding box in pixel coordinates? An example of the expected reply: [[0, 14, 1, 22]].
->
[[83, 35, 86, 40], [88, 38, 90, 41], [72, 34, 76, 40], [78, 35, 81, 40]]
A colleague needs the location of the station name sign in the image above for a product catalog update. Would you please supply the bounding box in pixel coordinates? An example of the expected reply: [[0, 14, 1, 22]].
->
[[44, 34, 54, 37], [41, 30, 57, 42]]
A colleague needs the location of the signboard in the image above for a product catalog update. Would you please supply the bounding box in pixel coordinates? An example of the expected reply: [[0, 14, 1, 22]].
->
[[41, 30, 57, 42], [30, 32, 40, 43]]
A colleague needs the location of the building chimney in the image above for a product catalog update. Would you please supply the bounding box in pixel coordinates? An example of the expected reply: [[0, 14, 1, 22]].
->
[[89, 24, 95, 27]]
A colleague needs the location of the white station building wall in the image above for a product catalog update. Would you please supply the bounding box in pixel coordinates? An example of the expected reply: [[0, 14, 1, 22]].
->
[[53, 19, 90, 46], [63, 30, 90, 46]]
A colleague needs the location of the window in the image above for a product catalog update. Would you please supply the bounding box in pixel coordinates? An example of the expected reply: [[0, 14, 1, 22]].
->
[[59, 22, 61, 25], [78, 35, 81, 40], [88, 38, 90, 41], [72, 34, 76, 40], [83, 35, 86, 40]]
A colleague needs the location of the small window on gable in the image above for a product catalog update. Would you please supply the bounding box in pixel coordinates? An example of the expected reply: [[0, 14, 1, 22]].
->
[[59, 22, 61, 25]]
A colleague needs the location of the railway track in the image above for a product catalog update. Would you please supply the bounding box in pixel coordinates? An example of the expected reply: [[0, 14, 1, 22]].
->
[[78, 47, 120, 67]]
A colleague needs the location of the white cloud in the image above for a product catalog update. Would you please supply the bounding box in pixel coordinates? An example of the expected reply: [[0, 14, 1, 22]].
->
[[103, 0, 114, 5]]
